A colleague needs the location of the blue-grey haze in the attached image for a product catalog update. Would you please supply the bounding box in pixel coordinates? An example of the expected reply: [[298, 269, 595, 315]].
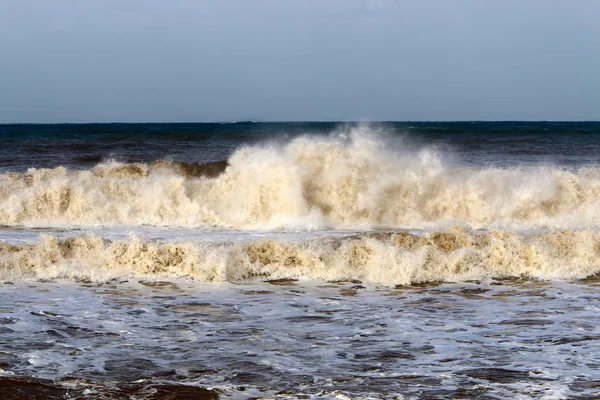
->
[[1, 0, 599, 122]]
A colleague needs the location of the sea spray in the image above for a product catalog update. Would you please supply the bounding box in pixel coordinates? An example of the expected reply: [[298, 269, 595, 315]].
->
[[1, 127, 600, 230]]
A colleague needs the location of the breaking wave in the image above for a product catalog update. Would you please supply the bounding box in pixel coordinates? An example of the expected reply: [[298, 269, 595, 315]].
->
[[2, 126, 600, 230], [2, 228, 600, 285]]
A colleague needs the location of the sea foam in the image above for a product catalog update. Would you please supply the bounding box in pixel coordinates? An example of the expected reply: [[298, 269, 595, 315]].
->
[[1, 126, 599, 230], [2, 228, 599, 285]]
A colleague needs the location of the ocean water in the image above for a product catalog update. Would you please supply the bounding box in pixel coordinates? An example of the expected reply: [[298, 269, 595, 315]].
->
[[1, 122, 600, 399]]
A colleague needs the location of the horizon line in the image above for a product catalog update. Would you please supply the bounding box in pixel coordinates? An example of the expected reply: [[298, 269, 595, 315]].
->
[[2, 120, 600, 125]]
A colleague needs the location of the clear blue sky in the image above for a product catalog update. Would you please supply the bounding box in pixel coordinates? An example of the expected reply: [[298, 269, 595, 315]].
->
[[1, 0, 599, 122]]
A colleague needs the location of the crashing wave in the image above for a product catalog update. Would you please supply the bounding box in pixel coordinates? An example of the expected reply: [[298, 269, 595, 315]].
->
[[1, 127, 599, 230], [2, 228, 599, 285]]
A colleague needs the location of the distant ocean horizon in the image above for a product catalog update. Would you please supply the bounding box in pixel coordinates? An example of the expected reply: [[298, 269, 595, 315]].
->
[[2, 121, 600, 398], [2, 119, 599, 128]]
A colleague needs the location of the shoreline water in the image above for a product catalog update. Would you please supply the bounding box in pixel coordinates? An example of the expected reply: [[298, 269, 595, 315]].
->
[[1, 278, 599, 399]]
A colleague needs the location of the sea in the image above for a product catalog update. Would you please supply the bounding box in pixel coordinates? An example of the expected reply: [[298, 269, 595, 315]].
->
[[1, 121, 600, 399]]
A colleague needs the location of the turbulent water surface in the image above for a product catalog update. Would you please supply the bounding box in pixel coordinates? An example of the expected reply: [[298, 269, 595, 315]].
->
[[1, 122, 600, 399]]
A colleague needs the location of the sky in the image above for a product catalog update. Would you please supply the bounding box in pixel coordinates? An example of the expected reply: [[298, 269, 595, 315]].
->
[[1, 0, 599, 122]]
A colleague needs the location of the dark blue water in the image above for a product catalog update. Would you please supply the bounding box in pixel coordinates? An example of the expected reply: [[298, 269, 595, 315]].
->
[[1, 122, 600, 171]]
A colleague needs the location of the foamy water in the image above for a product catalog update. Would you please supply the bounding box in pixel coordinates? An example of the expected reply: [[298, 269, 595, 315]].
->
[[2, 123, 600, 398], [2, 279, 600, 399], [2, 129, 600, 230], [2, 227, 600, 285]]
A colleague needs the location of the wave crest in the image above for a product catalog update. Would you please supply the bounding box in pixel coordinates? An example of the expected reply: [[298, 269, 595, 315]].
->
[[2, 127, 600, 229], [2, 228, 600, 285]]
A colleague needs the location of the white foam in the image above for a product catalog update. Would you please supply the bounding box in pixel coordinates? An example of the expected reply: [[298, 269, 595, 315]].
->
[[2, 228, 600, 285], [1, 279, 598, 398], [2, 127, 600, 230]]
